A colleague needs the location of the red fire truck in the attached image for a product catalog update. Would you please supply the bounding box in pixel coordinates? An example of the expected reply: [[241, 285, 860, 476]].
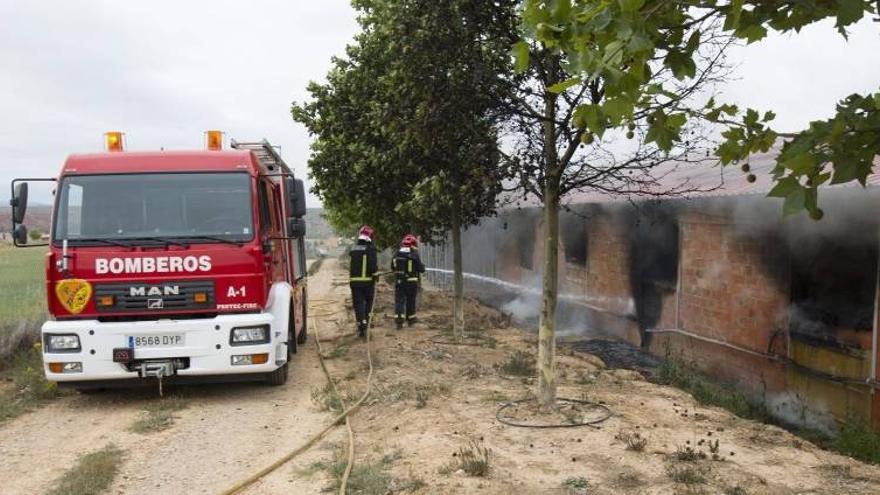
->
[[9, 131, 308, 388]]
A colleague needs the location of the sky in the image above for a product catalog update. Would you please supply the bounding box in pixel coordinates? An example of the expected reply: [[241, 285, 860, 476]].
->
[[0, 2, 878, 207]]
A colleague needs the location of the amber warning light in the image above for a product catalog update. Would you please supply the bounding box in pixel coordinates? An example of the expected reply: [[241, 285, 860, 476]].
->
[[205, 130, 223, 150], [104, 131, 125, 152]]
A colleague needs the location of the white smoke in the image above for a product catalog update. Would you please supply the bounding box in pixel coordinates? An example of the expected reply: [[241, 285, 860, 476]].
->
[[766, 391, 836, 436]]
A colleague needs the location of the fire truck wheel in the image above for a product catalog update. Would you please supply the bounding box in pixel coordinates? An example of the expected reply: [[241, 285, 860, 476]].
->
[[288, 301, 298, 355], [296, 293, 308, 345], [265, 362, 289, 386]]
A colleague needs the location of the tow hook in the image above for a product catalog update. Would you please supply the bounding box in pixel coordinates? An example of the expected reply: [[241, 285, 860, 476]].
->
[[140, 360, 176, 397]]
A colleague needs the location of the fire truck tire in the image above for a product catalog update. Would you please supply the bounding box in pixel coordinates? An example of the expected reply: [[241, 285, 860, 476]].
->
[[287, 301, 298, 355], [265, 362, 289, 386], [296, 292, 308, 345]]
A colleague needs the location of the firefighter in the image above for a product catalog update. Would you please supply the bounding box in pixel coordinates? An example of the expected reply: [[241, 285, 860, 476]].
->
[[392, 234, 425, 329], [349, 225, 378, 338]]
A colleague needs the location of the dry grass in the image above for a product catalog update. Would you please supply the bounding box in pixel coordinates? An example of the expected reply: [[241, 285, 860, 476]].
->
[[0, 344, 61, 422], [615, 430, 649, 452], [128, 396, 188, 434], [0, 245, 47, 363], [299, 446, 403, 495], [440, 439, 491, 477], [47, 444, 125, 495], [497, 350, 535, 376]]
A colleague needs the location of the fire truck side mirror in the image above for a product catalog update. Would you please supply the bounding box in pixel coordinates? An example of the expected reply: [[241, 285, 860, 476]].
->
[[288, 218, 307, 239], [11, 181, 28, 224], [288, 179, 307, 218], [13, 224, 28, 245]]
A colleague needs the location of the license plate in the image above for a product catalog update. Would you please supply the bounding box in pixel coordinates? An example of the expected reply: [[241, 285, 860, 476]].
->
[[128, 334, 185, 348]]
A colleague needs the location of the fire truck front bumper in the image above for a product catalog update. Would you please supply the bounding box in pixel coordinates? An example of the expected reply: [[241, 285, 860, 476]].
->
[[40, 312, 290, 385]]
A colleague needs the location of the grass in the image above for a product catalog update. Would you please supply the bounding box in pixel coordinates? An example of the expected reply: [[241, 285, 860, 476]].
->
[[657, 356, 769, 422], [440, 439, 491, 477], [833, 415, 880, 464], [0, 245, 47, 362], [497, 350, 535, 377], [672, 444, 708, 462], [323, 343, 351, 360], [615, 431, 648, 452], [666, 464, 707, 485], [47, 444, 125, 495], [301, 446, 400, 494], [660, 354, 880, 465], [724, 486, 749, 495], [311, 382, 346, 412], [128, 396, 188, 434], [562, 476, 591, 493], [0, 344, 61, 422]]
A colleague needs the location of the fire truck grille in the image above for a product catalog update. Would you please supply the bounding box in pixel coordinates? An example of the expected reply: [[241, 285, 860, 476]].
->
[[94, 281, 215, 312]]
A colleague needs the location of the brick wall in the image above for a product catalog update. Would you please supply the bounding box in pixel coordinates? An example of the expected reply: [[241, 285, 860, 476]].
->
[[585, 215, 632, 316], [678, 212, 789, 353]]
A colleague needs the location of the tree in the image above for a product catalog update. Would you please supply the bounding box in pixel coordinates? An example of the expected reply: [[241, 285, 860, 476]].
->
[[518, 0, 880, 219], [293, 0, 517, 337], [504, 7, 731, 408]]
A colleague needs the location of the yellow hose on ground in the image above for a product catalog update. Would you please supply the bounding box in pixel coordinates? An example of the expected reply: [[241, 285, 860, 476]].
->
[[312, 317, 355, 495], [221, 292, 375, 495]]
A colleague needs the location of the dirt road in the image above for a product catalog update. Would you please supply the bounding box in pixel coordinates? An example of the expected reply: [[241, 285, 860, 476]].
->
[[0, 261, 347, 495]]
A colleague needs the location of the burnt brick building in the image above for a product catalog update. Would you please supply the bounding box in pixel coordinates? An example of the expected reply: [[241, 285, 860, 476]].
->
[[423, 154, 880, 433]]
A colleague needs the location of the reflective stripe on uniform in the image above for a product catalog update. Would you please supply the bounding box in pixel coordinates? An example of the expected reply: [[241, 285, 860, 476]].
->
[[350, 251, 372, 282], [407, 277, 419, 282]]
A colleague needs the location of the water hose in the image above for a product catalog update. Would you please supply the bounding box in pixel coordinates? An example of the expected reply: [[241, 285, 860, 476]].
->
[[221, 289, 376, 494], [313, 317, 355, 495], [495, 397, 613, 429]]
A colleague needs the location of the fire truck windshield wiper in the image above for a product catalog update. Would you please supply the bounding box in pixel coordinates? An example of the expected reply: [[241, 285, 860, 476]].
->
[[67, 238, 135, 248], [174, 235, 243, 245], [120, 237, 191, 248]]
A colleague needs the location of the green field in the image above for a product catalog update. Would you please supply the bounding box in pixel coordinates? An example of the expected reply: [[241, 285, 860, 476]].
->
[[0, 244, 47, 360]]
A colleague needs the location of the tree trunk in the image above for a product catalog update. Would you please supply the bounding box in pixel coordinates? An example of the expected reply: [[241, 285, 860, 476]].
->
[[537, 54, 560, 409], [451, 197, 465, 340]]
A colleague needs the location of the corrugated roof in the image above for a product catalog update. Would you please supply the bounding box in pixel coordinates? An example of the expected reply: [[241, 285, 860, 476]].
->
[[559, 149, 880, 205]]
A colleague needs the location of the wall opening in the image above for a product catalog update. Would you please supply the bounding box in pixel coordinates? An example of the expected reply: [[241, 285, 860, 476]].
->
[[789, 234, 878, 344], [516, 217, 535, 270], [562, 216, 588, 266], [627, 205, 680, 348]]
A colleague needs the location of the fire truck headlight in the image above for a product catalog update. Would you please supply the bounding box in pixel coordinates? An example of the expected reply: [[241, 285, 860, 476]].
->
[[45, 334, 81, 353], [230, 325, 270, 345]]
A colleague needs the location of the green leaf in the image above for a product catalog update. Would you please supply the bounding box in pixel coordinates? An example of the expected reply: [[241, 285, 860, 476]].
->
[[548, 76, 583, 93], [763, 110, 776, 122], [684, 30, 701, 53], [836, 0, 865, 28], [783, 186, 807, 215], [724, 0, 744, 30], [873, 92, 880, 110], [767, 176, 799, 198], [830, 159, 861, 184], [667, 113, 686, 130], [603, 97, 634, 124], [617, 0, 645, 13], [664, 50, 696, 80], [739, 25, 768, 43], [511, 41, 530, 73], [581, 104, 606, 137], [781, 153, 815, 174]]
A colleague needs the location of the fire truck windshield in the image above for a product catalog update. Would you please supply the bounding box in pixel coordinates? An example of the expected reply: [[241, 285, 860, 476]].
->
[[53, 172, 254, 244]]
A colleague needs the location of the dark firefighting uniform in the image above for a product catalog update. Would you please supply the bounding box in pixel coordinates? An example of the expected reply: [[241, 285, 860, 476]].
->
[[392, 247, 425, 327], [349, 239, 378, 334]]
